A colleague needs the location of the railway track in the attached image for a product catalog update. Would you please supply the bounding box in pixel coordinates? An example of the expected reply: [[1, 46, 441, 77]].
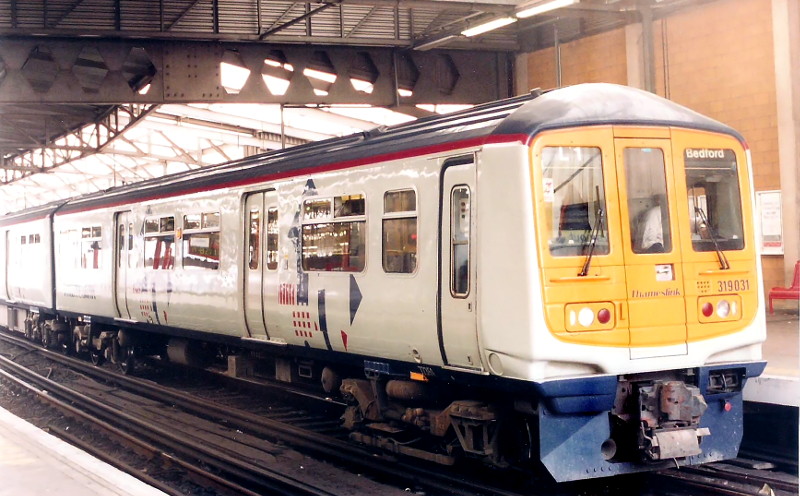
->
[[1, 329, 796, 496], [0, 339, 379, 495], [653, 462, 798, 496], [0, 330, 533, 496]]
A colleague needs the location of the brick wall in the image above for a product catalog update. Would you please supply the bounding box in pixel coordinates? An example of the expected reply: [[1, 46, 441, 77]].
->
[[522, 0, 784, 294], [525, 28, 627, 90]]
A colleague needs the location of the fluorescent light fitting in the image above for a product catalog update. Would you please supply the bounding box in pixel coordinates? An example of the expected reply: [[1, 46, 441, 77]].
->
[[516, 0, 578, 19], [461, 17, 516, 37]]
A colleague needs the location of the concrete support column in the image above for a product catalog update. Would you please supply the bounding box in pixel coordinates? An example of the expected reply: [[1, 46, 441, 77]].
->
[[772, 0, 800, 283], [515, 53, 529, 96], [625, 1, 657, 92], [625, 22, 645, 90]]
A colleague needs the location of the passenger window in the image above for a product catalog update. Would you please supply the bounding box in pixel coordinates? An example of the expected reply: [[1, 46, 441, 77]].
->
[[302, 195, 366, 272], [451, 186, 470, 297], [684, 148, 744, 251], [81, 226, 102, 269], [383, 190, 417, 274], [541, 147, 609, 257], [248, 210, 261, 270], [266, 207, 279, 270], [624, 148, 672, 254], [145, 216, 175, 270], [182, 212, 220, 270]]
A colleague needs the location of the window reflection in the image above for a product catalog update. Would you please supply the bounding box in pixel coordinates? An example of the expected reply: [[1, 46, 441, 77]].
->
[[685, 148, 744, 251], [302, 195, 366, 272], [541, 147, 608, 257], [383, 190, 417, 274], [624, 148, 672, 254]]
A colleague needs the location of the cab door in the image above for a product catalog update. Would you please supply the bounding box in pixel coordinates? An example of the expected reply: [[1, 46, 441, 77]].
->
[[614, 136, 688, 358], [438, 159, 482, 370]]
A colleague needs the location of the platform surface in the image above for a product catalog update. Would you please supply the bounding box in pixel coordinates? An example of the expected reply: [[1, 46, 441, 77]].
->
[[743, 311, 799, 407], [0, 406, 166, 496]]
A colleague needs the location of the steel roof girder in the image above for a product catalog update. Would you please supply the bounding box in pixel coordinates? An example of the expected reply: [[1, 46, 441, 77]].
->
[[0, 37, 511, 105]]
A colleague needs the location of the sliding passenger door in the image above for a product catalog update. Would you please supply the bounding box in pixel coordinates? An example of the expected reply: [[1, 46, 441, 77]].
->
[[438, 159, 482, 370], [114, 211, 133, 319], [243, 191, 279, 340]]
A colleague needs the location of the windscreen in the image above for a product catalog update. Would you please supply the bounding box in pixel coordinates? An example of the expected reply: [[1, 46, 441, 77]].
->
[[685, 148, 745, 251], [541, 146, 609, 257]]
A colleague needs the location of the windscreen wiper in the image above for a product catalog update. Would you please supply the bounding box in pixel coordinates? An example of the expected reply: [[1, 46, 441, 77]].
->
[[695, 207, 730, 270], [579, 208, 604, 277]]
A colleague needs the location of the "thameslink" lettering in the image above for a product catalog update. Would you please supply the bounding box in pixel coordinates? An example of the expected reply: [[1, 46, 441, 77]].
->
[[632, 288, 682, 298]]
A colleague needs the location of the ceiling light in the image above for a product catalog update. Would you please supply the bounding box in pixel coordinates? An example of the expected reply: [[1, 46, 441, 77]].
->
[[461, 17, 516, 37], [516, 0, 578, 19]]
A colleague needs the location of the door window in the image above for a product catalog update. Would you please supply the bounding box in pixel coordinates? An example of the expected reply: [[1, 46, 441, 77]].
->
[[266, 207, 279, 270], [450, 186, 470, 297], [624, 148, 672, 254], [248, 210, 260, 270]]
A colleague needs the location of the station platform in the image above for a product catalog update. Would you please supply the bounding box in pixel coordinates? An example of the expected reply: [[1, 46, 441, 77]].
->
[[0, 406, 166, 496], [743, 310, 800, 407]]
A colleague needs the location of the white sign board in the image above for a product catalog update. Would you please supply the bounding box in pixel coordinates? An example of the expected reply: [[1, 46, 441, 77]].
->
[[756, 190, 783, 255]]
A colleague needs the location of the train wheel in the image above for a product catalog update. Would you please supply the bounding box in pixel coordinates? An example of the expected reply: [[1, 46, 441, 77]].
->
[[90, 349, 105, 366], [41, 324, 52, 349], [117, 345, 135, 375], [59, 332, 72, 356], [499, 415, 536, 468]]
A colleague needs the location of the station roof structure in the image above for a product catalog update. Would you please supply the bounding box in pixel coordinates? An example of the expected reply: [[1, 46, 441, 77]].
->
[[0, 0, 707, 214]]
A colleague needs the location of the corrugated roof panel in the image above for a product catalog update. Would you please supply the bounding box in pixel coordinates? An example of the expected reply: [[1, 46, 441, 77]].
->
[[259, 2, 312, 37], [219, 0, 260, 35], [14, 0, 48, 29], [120, 1, 165, 32], [48, 0, 118, 30], [163, 0, 215, 32]]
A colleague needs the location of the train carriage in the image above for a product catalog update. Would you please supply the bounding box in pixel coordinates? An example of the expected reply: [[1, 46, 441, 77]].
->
[[0, 83, 766, 482]]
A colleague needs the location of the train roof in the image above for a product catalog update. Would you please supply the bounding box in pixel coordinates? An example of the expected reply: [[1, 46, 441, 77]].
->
[[0, 201, 66, 227], [492, 83, 742, 139], [6, 83, 743, 218]]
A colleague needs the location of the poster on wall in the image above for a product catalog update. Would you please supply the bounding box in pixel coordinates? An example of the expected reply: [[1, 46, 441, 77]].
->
[[756, 190, 783, 255]]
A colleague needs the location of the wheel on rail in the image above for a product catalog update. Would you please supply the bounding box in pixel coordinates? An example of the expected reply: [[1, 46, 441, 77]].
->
[[90, 349, 105, 366], [117, 345, 135, 375], [41, 324, 52, 349]]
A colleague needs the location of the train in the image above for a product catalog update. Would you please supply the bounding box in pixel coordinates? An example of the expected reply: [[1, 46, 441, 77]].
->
[[0, 83, 766, 482]]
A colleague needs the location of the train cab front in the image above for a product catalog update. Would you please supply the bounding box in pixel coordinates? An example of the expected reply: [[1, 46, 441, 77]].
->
[[523, 122, 767, 481]]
